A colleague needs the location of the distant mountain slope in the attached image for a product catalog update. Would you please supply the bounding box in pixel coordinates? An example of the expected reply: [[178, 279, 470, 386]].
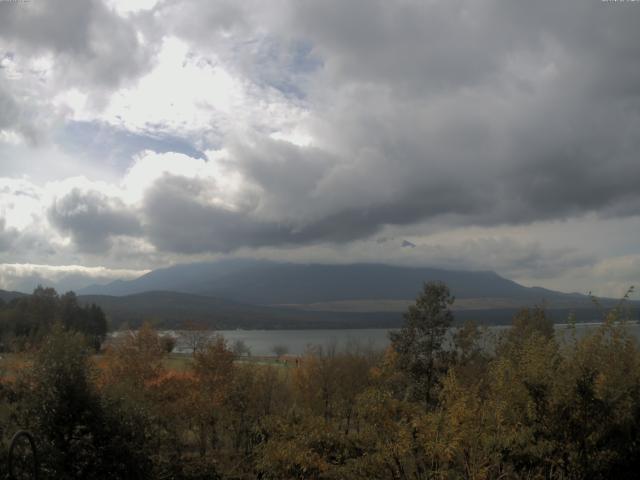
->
[[76, 290, 630, 330], [0, 286, 630, 330], [79, 259, 585, 306], [0, 289, 28, 303], [79, 259, 260, 297], [77, 290, 403, 329]]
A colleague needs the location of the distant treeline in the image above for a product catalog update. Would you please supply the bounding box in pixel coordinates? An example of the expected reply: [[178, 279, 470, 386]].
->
[[60, 291, 633, 331], [0, 286, 107, 351]]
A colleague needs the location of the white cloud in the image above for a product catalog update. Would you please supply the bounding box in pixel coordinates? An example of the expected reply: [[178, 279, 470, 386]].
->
[[0, 263, 149, 293], [0, 263, 146, 280], [99, 37, 239, 133], [0, 177, 44, 230], [106, 0, 160, 16], [120, 150, 244, 205], [75, 35, 311, 150]]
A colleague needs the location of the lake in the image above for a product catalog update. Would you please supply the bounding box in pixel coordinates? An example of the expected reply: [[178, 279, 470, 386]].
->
[[160, 322, 640, 356]]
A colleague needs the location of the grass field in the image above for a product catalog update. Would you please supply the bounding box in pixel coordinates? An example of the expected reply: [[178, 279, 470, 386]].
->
[[0, 352, 294, 381], [164, 352, 297, 372]]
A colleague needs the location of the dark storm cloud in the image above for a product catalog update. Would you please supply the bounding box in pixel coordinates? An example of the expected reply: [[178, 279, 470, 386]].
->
[[286, 0, 640, 96], [276, 0, 640, 227], [48, 189, 141, 253], [142, 172, 415, 253], [0, 0, 154, 89], [449, 239, 596, 281], [143, 175, 294, 253], [0, 75, 43, 143], [5, 0, 640, 260], [119, 0, 640, 255], [140, 152, 487, 255], [0, 0, 157, 145]]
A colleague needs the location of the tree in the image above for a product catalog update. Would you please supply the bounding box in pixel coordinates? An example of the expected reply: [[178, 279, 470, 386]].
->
[[59, 293, 108, 351], [511, 306, 554, 341], [102, 322, 166, 388], [294, 344, 374, 429], [84, 303, 108, 351], [193, 335, 234, 394], [271, 344, 289, 360], [22, 324, 152, 478], [192, 335, 234, 458], [160, 335, 177, 354], [389, 281, 454, 407], [22, 324, 98, 477], [180, 321, 211, 355], [231, 338, 251, 357], [0, 288, 108, 352]]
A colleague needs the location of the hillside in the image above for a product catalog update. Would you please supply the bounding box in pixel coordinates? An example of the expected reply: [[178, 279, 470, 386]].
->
[[0, 286, 632, 329], [8, 259, 636, 329], [0, 289, 27, 303], [77, 290, 402, 329], [78, 290, 632, 329], [78, 290, 618, 329], [79, 259, 587, 307]]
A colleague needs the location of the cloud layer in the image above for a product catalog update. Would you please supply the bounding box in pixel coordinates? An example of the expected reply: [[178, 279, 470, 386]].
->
[[1, 0, 639, 296]]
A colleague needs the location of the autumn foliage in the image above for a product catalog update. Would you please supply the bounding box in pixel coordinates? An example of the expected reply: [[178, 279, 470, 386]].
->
[[0, 283, 638, 479]]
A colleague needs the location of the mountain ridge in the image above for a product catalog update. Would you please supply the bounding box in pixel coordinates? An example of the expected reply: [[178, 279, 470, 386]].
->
[[0, 289, 28, 303], [74, 290, 629, 330], [1, 285, 634, 330], [5, 260, 633, 329], [78, 259, 587, 306]]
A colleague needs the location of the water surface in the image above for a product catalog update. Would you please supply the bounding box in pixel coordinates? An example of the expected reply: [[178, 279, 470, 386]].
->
[[158, 322, 640, 356]]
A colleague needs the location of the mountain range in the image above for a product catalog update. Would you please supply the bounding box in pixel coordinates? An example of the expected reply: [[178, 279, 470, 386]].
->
[[3, 260, 634, 329], [78, 259, 584, 304]]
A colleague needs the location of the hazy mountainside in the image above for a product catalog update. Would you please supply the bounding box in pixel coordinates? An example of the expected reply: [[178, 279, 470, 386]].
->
[[78, 259, 261, 297], [79, 259, 585, 306], [75, 291, 627, 330], [1, 287, 633, 329], [74, 260, 634, 329], [0, 290, 27, 303], [76, 291, 402, 329], [9, 260, 635, 329]]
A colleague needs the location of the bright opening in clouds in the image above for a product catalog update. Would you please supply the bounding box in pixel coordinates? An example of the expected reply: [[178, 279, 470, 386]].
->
[[1, 0, 639, 297]]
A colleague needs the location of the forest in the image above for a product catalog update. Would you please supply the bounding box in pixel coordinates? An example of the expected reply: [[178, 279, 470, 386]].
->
[[0, 286, 107, 352], [0, 282, 638, 479]]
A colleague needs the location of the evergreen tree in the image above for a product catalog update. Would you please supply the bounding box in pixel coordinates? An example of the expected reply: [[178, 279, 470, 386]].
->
[[389, 281, 454, 407]]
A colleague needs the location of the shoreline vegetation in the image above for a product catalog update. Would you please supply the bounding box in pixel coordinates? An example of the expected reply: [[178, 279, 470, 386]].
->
[[0, 283, 638, 478]]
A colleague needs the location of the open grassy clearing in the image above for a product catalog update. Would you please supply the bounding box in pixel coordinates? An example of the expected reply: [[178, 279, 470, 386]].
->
[[164, 353, 296, 370], [0, 352, 294, 379]]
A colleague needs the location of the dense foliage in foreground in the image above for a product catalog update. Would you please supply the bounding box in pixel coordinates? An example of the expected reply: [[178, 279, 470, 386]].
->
[[0, 283, 638, 479]]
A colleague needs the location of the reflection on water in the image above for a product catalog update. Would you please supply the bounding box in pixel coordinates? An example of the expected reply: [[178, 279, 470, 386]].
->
[[148, 322, 640, 356]]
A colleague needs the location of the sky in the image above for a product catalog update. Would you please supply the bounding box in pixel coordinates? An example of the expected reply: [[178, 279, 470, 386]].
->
[[1, 0, 640, 297]]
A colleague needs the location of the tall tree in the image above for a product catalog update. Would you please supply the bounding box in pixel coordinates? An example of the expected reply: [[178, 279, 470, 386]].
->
[[22, 324, 152, 479], [180, 321, 211, 355], [389, 281, 454, 407], [192, 335, 234, 457], [102, 322, 166, 388]]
